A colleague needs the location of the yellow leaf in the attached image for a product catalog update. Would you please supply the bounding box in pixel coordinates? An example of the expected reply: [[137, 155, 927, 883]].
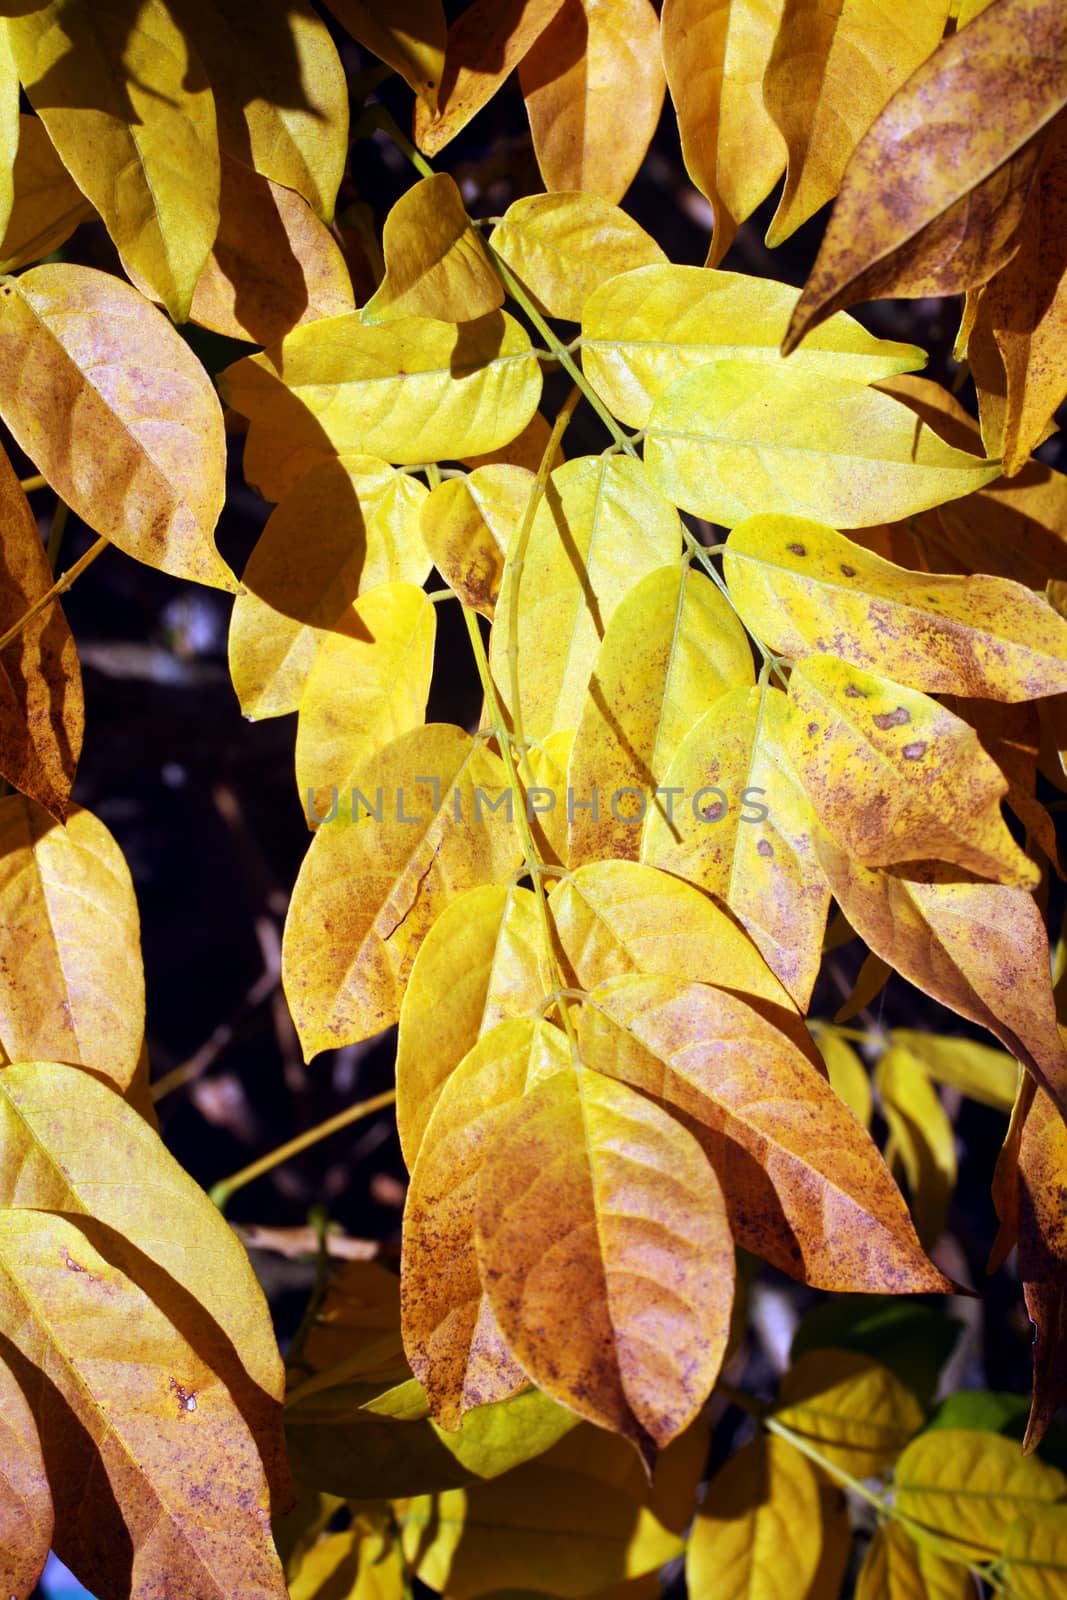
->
[[4, 0, 220, 321], [784, 0, 1067, 353], [0, 115, 93, 274], [641, 683, 831, 1011], [321, 0, 446, 114], [183, 153, 354, 346], [296, 582, 437, 829], [834, 950, 893, 1025], [660, 0, 787, 266], [777, 1348, 924, 1476], [1002, 1505, 1067, 1600], [289, 1527, 406, 1600], [0, 263, 234, 590], [399, 1456, 683, 1600], [0, 796, 143, 1088], [724, 513, 1067, 700], [464, 408, 565, 473], [581, 973, 951, 1292], [817, 1032, 873, 1127], [362, 174, 502, 325], [0, 25, 18, 241], [0, 1209, 287, 1600], [0, 443, 82, 821], [221, 309, 542, 468], [581, 264, 923, 429], [813, 835, 1067, 1123], [687, 1433, 822, 1600], [490, 455, 682, 740], [519, 0, 666, 203], [893, 1429, 1067, 1562], [490, 192, 666, 321], [644, 361, 1000, 528], [181, 0, 347, 222], [763, 0, 952, 247], [475, 1063, 735, 1457], [414, 0, 568, 157], [524, 727, 574, 868], [396, 883, 551, 1168], [401, 1017, 571, 1424], [229, 456, 430, 719], [541, 1410, 711, 1537], [567, 563, 754, 866], [1015, 1086, 1067, 1452], [786, 655, 1038, 887], [877, 1049, 957, 1247], [888, 1030, 1018, 1112], [282, 725, 522, 1058], [0, 1350, 52, 1600], [420, 464, 535, 616], [856, 1521, 973, 1600]]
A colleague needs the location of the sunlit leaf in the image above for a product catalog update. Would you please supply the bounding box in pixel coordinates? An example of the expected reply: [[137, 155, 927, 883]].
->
[[687, 1433, 822, 1600], [784, 0, 1067, 352], [817, 1032, 873, 1127], [876, 1045, 957, 1246], [420, 464, 534, 615], [229, 456, 429, 718], [888, 1031, 1018, 1112], [581, 264, 923, 429], [893, 1428, 1067, 1561], [856, 1521, 973, 1600], [660, 0, 787, 266], [288, 1526, 406, 1600], [0, 264, 234, 590], [361, 174, 502, 325], [776, 1348, 924, 1476], [519, 0, 666, 203], [489, 192, 666, 321], [282, 725, 522, 1058], [4, 0, 220, 321], [322, 0, 446, 113], [0, 1350, 52, 1600], [0, 24, 16, 241]]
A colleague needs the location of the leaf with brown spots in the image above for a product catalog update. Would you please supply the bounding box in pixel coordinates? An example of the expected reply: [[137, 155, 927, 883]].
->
[[420, 465, 534, 617], [579, 973, 950, 1293], [0, 1350, 52, 1600], [784, 0, 1067, 354], [785, 655, 1039, 888], [724, 513, 1067, 701], [475, 1056, 735, 1461]]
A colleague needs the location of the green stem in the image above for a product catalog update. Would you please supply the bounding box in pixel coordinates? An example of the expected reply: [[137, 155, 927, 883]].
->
[[210, 1088, 396, 1213], [285, 1205, 333, 1372]]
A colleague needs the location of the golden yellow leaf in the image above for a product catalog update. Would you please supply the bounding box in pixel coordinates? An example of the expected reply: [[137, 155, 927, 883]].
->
[[229, 456, 429, 719], [396, 883, 551, 1168], [1002, 1505, 1067, 1600], [4, 0, 220, 321], [398, 1455, 683, 1599], [0, 263, 234, 590], [660, 0, 787, 266], [887, 1030, 1018, 1112], [183, 153, 354, 345], [723, 513, 1067, 700], [687, 1433, 822, 1600], [0, 1350, 52, 1600], [524, 728, 574, 868], [856, 1521, 973, 1600], [490, 455, 682, 739], [0, 443, 82, 821], [362, 174, 502, 325], [640, 683, 831, 1011], [519, 0, 666, 203], [538, 1411, 710, 1540], [296, 582, 437, 828], [0, 26, 19, 241], [282, 725, 522, 1058], [581, 973, 950, 1292], [414, 0, 568, 157], [0, 114, 93, 274], [784, 0, 1067, 353], [289, 1527, 406, 1600], [813, 836, 1067, 1120], [877, 1046, 958, 1247], [463, 408, 564, 473], [817, 1032, 873, 1127], [567, 563, 754, 865], [893, 1429, 1067, 1562], [0, 796, 143, 1087], [786, 655, 1038, 887], [581, 264, 923, 429], [402, 1017, 571, 1424], [475, 1062, 735, 1457], [0, 1209, 287, 1600], [322, 0, 446, 113], [834, 950, 893, 1025], [489, 192, 666, 321], [644, 361, 1000, 528], [777, 1348, 924, 1476], [420, 465, 535, 615], [180, 0, 347, 222], [763, 0, 952, 247], [221, 309, 542, 467]]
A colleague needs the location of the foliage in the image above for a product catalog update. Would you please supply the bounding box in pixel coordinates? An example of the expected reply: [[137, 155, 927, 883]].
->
[[0, 0, 1066, 1596]]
